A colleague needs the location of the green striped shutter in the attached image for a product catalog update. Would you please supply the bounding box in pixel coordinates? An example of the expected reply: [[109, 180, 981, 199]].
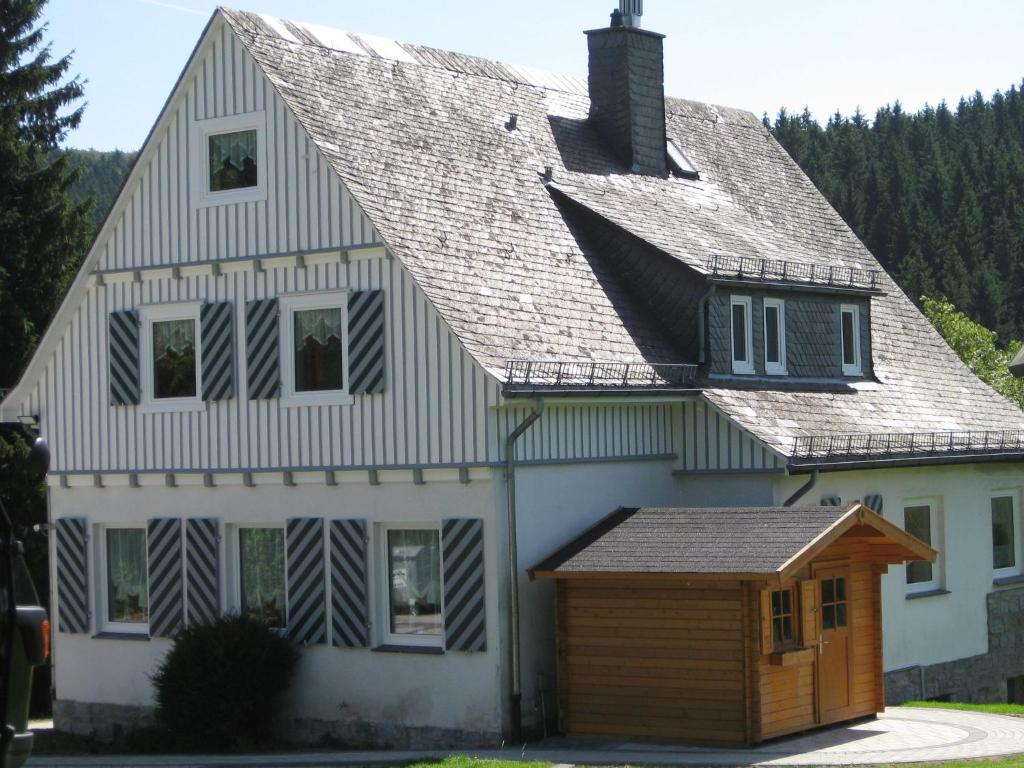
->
[[864, 494, 883, 514], [186, 519, 220, 626], [821, 495, 843, 506], [329, 519, 368, 648], [348, 290, 385, 394], [246, 299, 280, 399], [109, 310, 140, 405], [286, 518, 326, 645], [55, 518, 90, 634], [148, 518, 184, 638], [442, 518, 486, 652], [201, 302, 234, 401]]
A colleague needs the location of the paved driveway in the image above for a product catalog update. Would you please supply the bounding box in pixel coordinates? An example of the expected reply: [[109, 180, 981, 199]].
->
[[27, 706, 1024, 767]]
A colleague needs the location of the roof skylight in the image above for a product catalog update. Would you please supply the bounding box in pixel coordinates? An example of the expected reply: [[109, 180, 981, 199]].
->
[[667, 140, 699, 180]]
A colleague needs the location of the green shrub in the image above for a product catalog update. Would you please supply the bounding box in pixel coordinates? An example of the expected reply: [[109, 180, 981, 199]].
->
[[152, 615, 300, 750]]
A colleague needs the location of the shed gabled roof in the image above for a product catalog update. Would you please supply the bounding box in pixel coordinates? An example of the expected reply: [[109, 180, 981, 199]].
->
[[528, 503, 936, 582]]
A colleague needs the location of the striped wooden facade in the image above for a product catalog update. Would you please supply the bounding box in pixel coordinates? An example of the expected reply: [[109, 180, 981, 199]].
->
[[5, 16, 782, 478]]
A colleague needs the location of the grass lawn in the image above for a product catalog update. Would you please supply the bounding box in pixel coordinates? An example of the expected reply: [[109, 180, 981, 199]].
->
[[902, 700, 1024, 717]]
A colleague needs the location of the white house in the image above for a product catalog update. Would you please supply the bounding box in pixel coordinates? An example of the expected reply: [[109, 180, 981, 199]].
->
[[3, 2, 1024, 746]]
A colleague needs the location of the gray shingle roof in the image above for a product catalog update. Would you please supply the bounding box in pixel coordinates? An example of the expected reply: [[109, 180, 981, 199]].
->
[[221, 9, 1024, 455], [530, 506, 852, 575]]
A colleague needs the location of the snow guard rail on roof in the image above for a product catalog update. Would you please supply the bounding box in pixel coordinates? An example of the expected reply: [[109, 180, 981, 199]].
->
[[504, 360, 698, 391], [707, 255, 883, 293], [791, 429, 1024, 466]]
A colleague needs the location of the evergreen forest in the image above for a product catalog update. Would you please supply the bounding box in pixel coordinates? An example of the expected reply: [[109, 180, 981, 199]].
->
[[767, 82, 1024, 344]]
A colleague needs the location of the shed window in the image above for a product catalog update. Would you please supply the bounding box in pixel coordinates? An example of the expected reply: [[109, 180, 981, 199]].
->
[[764, 298, 786, 375], [770, 588, 795, 647], [730, 296, 753, 374], [820, 576, 848, 629], [209, 129, 258, 192], [385, 527, 442, 646], [238, 527, 286, 629], [840, 304, 862, 376]]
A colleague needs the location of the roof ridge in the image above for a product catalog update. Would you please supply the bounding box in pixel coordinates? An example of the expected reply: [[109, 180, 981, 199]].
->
[[226, 7, 589, 97]]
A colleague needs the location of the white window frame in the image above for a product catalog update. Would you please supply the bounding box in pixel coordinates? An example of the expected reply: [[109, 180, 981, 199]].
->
[[903, 498, 944, 595], [279, 291, 353, 408], [228, 523, 287, 632], [377, 523, 444, 649], [139, 302, 203, 413], [730, 295, 754, 375], [840, 304, 862, 376], [97, 523, 149, 635], [191, 111, 268, 208], [991, 490, 1023, 579], [763, 298, 787, 375]]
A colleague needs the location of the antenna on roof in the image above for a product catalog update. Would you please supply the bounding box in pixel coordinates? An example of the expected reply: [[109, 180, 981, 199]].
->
[[619, 0, 642, 27]]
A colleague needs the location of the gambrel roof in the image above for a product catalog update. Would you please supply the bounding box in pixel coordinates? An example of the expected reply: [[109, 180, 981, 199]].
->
[[216, 8, 1024, 457]]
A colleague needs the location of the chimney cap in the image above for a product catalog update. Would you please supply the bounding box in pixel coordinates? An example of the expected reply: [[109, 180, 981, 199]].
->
[[619, 0, 642, 27]]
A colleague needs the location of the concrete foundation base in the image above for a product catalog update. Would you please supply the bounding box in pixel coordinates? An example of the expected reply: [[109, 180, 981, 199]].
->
[[885, 586, 1024, 704], [52, 699, 500, 749]]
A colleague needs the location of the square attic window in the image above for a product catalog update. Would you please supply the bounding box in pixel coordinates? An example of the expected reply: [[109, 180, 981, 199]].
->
[[667, 139, 699, 180]]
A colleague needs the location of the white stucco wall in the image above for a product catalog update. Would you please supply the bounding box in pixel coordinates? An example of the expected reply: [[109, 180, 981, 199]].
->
[[513, 459, 680, 726], [774, 461, 1024, 672], [49, 469, 506, 737]]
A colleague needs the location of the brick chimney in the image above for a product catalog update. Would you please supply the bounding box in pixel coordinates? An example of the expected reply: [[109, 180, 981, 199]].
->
[[585, 1, 667, 176]]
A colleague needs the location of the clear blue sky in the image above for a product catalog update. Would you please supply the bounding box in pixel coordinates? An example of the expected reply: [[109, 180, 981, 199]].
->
[[45, 0, 1024, 151]]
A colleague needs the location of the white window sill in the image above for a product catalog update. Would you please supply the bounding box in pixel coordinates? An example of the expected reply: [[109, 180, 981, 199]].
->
[[281, 392, 354, 408], [372, 643, 444, 655], [905, 587, 949, 600], [842, 368, 863, 377], [765, 368, 788, 376], [195, 186, 267, 208], [993, 571, 1024, 586], [92, 631, 150, 641], [141, 398, 205, 414], [731, 366, 755, 375]]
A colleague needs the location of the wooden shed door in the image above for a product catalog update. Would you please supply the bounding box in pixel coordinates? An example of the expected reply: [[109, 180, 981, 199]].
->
[[815, 567, 854, 723]]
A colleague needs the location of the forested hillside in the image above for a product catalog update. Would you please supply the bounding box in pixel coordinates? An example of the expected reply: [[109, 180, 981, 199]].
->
[[60, 148, 136, 228], [768, 81, 1024, 343]]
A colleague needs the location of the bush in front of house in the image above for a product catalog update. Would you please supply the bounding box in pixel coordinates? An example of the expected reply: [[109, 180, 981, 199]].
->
[[152, 614, 300, 750]]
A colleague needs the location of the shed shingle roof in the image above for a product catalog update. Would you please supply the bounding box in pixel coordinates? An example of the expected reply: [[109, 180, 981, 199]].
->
[[220, 9, 1024, 456], [530, 506, 856, 575]]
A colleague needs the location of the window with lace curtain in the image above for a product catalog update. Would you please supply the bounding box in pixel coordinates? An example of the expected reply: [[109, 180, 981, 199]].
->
[[102, 526, 148, 633], [382, 525, 443, 647], [279, 292, 352, 406]]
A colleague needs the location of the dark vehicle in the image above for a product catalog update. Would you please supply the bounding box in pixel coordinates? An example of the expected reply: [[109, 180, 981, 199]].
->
[[0, 438, 51, 768]]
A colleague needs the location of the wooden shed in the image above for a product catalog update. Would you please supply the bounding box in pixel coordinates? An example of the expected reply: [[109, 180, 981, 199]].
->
[[528, 503, 936, 745]]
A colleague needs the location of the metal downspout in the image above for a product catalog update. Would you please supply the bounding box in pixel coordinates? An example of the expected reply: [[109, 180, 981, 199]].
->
[[783, 468, 819, 506], [505, 396, 544, 743]]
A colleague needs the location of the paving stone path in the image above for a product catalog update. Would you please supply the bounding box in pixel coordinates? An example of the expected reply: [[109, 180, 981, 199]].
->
[[26, 706, 1024, 767]]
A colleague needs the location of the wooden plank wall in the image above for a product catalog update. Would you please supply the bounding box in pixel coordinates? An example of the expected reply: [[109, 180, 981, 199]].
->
[[556, 578, 748, 744], [753, 538, 887, 741]]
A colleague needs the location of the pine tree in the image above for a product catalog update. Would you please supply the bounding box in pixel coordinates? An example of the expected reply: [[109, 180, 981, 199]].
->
[[0, 0, 91, 390], [0, 0, 92, 607]]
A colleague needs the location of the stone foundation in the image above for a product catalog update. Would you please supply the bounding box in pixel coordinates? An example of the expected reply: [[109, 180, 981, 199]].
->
[[886, 586, 1024, 704], [53, 699, 500, 748]]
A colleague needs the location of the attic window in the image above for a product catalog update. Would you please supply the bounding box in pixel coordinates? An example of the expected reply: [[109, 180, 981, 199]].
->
[[667, 140, 699, 180]]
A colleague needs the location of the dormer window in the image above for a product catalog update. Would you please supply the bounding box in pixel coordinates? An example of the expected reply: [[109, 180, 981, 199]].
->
[[841, 304, 862, 376], [764, 298, 786, 375], [730, 295, 753, 374]]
